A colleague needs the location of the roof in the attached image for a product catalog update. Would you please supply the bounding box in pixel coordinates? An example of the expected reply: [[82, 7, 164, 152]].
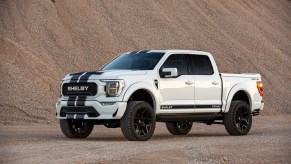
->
[[147, 49, 210, 55]]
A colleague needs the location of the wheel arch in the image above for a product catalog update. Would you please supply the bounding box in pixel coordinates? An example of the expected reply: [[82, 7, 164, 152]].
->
[[223, 84, 253, 113], [122, 82, 159, 112]]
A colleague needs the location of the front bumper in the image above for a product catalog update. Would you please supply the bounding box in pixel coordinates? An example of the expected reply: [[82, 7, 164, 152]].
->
[[56, 99, 127, 120]]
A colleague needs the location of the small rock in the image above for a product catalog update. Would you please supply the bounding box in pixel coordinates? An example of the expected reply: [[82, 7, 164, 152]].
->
[[223, 157, 228, 161]]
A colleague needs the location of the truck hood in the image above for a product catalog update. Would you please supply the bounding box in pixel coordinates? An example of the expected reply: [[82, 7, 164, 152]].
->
[[63, 70, 147, 81]]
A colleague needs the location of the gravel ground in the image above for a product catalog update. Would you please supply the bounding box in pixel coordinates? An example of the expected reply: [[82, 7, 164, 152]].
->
[[1, 116, 290, 163]]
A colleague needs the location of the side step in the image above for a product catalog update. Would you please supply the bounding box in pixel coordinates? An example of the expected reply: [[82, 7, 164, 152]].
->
[[156, 113, 222, 122]]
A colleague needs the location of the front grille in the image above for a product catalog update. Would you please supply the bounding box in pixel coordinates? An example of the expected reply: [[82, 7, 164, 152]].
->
[[62, 83, 97, 96], [60, 106, 100, 117]]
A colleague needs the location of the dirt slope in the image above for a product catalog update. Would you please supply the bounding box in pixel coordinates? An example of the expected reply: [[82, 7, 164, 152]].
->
[[0, 0, 290, 124]]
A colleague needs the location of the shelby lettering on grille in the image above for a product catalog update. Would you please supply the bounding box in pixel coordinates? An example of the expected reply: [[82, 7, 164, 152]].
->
[[62, 83, 97, 96]]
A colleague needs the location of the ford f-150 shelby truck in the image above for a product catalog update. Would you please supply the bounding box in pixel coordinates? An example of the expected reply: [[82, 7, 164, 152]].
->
[[56, 50, 264, 141]]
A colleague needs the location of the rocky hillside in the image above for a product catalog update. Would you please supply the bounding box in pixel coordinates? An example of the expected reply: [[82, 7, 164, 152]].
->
[[0, 0, 290, 124]]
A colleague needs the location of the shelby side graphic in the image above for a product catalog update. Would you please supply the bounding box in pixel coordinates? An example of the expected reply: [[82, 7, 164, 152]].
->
[[56, 50, 264, 141]]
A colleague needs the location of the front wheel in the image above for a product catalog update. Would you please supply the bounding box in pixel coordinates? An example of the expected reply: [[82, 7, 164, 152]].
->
[[224, 100, 252, 135], [60, 119, 94, 138], [166, 121, 193, 135], [120, 101, 156, 141]]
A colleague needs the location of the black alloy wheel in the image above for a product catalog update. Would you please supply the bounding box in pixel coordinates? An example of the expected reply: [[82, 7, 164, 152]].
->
[[121, 101, 156, 141], [224, 100, 252, 135], [166, 121, 193, 135], [60, 119, 94, 138], [133, 106, 153, 136], [235, 106, 251, 132]]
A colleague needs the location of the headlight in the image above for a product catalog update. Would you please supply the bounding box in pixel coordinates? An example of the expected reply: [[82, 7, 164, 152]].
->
[[101, 80, 124, 97]]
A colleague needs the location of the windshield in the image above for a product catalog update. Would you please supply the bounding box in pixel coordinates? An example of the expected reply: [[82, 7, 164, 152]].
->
[[102, 51, 165, 70]]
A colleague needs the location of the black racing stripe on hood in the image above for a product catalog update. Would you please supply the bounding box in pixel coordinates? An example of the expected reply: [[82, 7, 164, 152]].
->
[[79, 71, 101, 82], [69, 72, 86, 76], [69, 71, 103, 82], [69, 72, 85, 83]]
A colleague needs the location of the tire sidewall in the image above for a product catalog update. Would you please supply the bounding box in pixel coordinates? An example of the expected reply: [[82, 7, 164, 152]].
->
[[60, 119, 94, 138], [234, 102, 252, 135], [166, 121, 193, 135], [224, 101, 252, 135], [176, 121, 193, 134], [121, 101, 156, 141], [130, 102, 156, 140]]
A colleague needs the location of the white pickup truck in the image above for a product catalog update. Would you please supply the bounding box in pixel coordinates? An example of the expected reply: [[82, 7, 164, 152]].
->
[[56, 50, 264, 141]]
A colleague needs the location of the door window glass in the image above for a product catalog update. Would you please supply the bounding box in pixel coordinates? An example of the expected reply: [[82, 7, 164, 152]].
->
[[189, 55, 214, 75], [160, 54, 189, 76]]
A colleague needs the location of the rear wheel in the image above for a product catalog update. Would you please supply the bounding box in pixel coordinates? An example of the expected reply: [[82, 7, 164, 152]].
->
[[120, 101, 156, 141], [166, 121, 193, 135], [60, 119, 94, 138], [224, 100, 252, 135]]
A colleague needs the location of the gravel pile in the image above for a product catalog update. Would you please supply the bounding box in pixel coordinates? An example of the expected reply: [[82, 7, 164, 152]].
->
[[0, 0, 290, 125]]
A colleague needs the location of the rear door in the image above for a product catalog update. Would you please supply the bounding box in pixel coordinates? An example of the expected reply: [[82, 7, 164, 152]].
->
[[188, 54, 222, 113], [158, 54, 195, 113]]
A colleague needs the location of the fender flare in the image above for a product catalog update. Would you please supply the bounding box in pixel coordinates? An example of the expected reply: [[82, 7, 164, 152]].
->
[[223, 83, 252, 113], [122, 82, 159, 112]]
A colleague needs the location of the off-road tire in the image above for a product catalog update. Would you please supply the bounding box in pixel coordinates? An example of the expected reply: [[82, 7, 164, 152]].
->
[[120, 101, 156, 141], [60, 119, 94, 138], [224, 100, 252, 135], [166, 121, 193, 135]]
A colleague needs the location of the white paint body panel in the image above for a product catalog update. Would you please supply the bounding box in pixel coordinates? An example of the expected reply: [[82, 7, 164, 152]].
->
[[56, 50, 264, 120]]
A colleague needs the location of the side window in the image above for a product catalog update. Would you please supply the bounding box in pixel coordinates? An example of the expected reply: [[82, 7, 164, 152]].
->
[[189, 55, 214, 75], [160, 54, 189, 76]]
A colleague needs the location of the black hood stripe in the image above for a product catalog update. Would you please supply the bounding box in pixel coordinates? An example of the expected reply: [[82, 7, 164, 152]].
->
[[79, 72, 93, 82], [69, 72, 85, 83]]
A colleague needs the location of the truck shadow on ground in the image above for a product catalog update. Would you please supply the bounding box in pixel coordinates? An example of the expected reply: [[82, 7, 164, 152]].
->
[[1, 129, 261, 143], [67, 132, 253, 142]]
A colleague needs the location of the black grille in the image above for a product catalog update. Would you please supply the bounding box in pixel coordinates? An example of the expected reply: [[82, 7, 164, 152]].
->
[[62, 83, 97, 96], [60, 106, 100, 117]]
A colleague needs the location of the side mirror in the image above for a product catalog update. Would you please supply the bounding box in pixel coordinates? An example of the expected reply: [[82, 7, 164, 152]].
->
[[160, 68, 178, 78]]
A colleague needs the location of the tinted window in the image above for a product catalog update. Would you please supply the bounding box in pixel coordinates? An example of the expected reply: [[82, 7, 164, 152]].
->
[[189, 55, 214, 75], [102, 51, 164, 70], [160, 54, 188, 76]]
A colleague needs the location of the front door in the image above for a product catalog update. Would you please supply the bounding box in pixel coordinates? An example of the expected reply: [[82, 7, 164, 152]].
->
[[158, 54, 195, 113]]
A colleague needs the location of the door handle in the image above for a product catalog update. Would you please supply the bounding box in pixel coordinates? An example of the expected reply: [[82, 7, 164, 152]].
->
[[185, 81, 194, 85], [212, 81, 219, 85]]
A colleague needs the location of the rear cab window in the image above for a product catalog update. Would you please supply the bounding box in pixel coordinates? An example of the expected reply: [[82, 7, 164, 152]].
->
[[188, 55, 214, 75]]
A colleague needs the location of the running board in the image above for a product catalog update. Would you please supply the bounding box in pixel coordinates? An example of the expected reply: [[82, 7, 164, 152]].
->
[[156, 113, 222, 122]]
